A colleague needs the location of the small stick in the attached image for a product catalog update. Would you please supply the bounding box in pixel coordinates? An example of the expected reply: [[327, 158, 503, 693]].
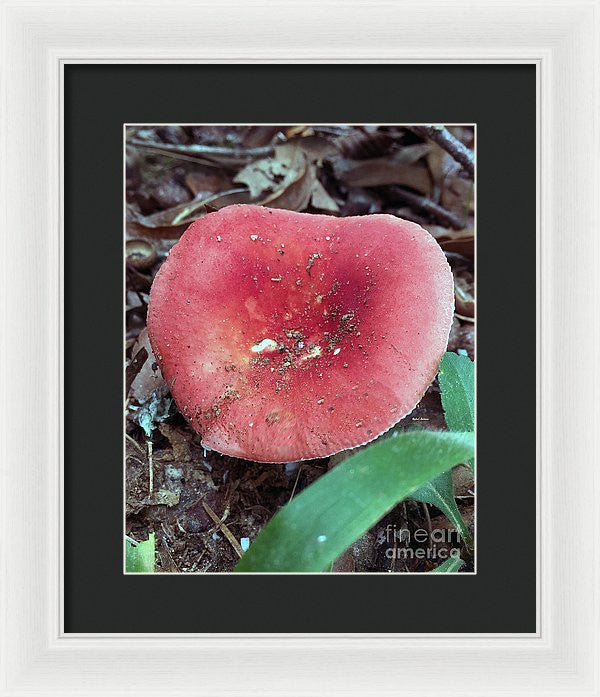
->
[[202, 500, 244, 558], [411, 125, 474, 178], [128, 138, 274, 161], [125, 433, 144, 453], [422, 502, 432, 536], [288, 465, 303, 502], [147, 440, 153, 495]]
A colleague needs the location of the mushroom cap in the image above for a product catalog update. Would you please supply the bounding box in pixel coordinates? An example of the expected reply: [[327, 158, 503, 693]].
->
[[147, 204, 454, 463]]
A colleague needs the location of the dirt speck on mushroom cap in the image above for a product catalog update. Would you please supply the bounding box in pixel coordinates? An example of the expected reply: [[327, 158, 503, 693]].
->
[[147, 204, 454, 462]]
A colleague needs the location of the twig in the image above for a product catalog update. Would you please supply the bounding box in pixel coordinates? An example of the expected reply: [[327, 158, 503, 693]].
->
[[125, 433, 144, 454], [288, 465, 303, 502], [386, 186, 467, 229], [147, 440, 153, 495], [128, 138, 274, 161], [422, 502, 432, 536], [411, 125, 474, 178], [202, 500, 244, 559]]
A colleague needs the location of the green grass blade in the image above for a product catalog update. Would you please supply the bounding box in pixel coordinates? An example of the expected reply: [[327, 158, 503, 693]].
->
[[125, 533, 155, 573], [438, 352, 474, 432], [411, 471, 473, 549], [411, 353, 474, 548], [429, 556, 464, 573], [235, 431, 474, 572]]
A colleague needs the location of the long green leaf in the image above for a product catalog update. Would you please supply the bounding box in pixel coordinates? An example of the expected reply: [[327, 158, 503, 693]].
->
[[412, 353, 474, 546], [126, 533, 155, 573], [235, 431, 474, 572], [438, 352, 474, 432], [411, 471, 473, 549], [429, 556, 464, 573]]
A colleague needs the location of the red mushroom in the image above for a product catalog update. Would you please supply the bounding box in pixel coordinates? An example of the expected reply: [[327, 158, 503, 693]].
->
[[147, 204, 453, 463]]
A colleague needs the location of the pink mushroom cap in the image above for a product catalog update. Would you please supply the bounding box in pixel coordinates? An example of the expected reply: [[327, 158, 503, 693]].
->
[[147, 204, 454, 462]]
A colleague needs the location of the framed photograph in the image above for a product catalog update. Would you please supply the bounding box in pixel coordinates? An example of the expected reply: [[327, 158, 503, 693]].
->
[[124, 121, 477, 576], [2, 1, 599, 695]]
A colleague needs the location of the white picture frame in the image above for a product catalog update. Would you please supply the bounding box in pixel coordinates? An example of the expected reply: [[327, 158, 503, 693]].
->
[[1, 0, 598, 694]]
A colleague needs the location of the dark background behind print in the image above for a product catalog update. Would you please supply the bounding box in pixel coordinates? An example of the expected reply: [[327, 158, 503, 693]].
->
[[65, 64, 536, 633]]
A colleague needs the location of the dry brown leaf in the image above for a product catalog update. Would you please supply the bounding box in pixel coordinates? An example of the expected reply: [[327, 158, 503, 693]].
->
[[439, 236, 475, 259], [242, 126, 282, 147], [454, 275, 475, 318], [262, 160, 316, 211], [310, 179, 340, 212], [184, 168, 231, 196], [158, 423, 192, 462], [441, 176, 474, 218], [426, 226, 473, 242], [293, 134, 339, 162], [384, 143, 432, 165], [427, 148, 460, 202], [284, 125, 314, 139], [234, 143, 318, 212], [126, 345, 148, 396], [129, 329, 166, 403], [235, 156, 294, 199], [335, 130, 396, 160], [332, 146, 432, 195], [234, 143, 307, 199], [127, 188, 251, 239]]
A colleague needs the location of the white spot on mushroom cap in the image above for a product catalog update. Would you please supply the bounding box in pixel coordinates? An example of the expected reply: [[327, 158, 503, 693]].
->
[[251, 338, 278, 353]]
